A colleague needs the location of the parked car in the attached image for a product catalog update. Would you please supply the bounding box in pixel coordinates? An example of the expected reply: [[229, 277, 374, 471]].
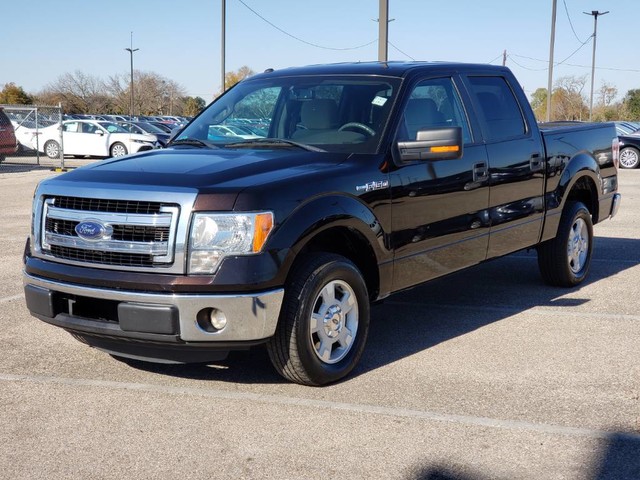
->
[[0, 108, 18, 163], [117, 121, 170, 146], [39, 120, 160, 159], [147, 121, 179, 134], [618, 131, 640, 169], [208, 124, 260, 139], [11, 120, 41, 152]]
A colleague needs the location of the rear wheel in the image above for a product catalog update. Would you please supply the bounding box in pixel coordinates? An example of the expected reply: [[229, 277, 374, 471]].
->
[[44, 140, 60, 159], [110, 142, 128, 157], [619, 147, 639, 169], [267, 253, 370, 386], [537, 201, 593, 287]]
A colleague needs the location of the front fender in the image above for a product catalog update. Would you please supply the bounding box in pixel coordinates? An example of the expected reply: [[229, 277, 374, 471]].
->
[[265, 193, 390, 286]]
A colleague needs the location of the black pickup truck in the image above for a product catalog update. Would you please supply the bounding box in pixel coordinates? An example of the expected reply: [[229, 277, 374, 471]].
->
[[23, 62, 621, 385]]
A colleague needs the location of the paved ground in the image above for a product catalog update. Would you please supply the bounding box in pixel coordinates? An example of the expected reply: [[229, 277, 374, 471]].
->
[[0, 162, 638, 479]]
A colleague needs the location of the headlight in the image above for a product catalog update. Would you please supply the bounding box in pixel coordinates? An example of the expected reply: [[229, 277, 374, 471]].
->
[[131, 139, 151, 144], [188, 212, 274, 274]]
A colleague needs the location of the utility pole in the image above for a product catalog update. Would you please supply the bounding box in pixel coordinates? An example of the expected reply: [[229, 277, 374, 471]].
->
[[377, 0, 389, 62], [584, 10, 609, 121], [125, 32, 139, 118], [546, 0, 557, 122], [502, 50, 507, 66], [221, 0, 226, 92]]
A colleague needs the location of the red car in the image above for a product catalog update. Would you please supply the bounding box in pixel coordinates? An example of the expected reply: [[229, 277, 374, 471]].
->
[[0, 108, 18, 163]]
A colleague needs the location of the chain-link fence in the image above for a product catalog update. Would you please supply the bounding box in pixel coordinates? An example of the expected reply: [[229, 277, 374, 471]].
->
[[0, 104, 64, 172]]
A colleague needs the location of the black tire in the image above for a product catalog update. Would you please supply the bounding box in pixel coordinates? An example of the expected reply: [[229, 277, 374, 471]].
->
[[44, 140, 60, 159], [619, 147, 640, 169], [110, 142, 128, 157], [267, 253, 370, 386], [537, 201, 593, 287]]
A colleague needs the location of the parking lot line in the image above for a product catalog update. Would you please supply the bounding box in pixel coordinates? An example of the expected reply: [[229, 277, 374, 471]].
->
[[2, 372, 639, 442]]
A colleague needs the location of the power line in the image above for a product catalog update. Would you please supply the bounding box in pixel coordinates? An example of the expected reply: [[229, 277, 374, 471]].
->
[[388, 41, 415, 61], [236, 0, 377, 51], [509, 52, 640, 73], [562, 0, 589, 44]]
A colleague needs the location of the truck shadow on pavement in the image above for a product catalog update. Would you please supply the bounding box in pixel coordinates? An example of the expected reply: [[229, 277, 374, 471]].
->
[[119, 236, 639, 388]]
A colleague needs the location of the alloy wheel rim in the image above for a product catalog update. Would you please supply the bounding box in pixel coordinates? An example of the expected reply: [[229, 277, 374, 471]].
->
[[567, 217, 589, 274], [620, 149, 638, 168], [309, 279, 358, 364]]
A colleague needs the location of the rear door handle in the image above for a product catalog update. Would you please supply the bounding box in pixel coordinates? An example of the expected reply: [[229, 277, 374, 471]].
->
[[530, 152, 544, 171], [473, 162, 489, 183]]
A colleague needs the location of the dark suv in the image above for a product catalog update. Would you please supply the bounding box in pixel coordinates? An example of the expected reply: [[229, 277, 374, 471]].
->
[[0, 108, 18, 163]]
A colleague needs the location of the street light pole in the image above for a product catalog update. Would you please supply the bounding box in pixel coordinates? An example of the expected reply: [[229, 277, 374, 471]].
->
[[125, 32, 139, 118], [546, 0, 557, 122], [584, 10, 609, 121], [221, 0, 226, 92]]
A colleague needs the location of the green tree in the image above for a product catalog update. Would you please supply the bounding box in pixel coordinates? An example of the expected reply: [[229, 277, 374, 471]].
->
[[0, 83, 33, 104], [183, 96, 206, 117], [623, 89, 640, 120], [530, 88, 548, 121]]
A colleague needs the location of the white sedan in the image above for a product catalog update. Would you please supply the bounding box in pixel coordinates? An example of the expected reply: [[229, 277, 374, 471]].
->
[[39, 120, 160, 159]]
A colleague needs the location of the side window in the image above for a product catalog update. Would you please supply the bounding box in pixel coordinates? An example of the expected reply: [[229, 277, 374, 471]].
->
[[63, 122, 79, 133], [399, 78, 471, 143], [467, 76, 526, 142]]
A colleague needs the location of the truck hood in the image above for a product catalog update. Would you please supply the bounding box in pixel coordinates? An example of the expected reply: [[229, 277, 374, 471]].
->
[[51, 147, 349, 191]]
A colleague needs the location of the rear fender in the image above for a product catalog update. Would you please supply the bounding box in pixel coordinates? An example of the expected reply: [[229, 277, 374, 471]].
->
[[541, 152, 600, 242]]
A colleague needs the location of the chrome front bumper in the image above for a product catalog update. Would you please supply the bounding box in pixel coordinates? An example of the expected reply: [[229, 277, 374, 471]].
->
[[23, 272, 284, 343]]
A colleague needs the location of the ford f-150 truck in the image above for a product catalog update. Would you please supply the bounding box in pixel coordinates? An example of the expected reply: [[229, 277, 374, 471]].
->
[[23, 62, 621, 386]]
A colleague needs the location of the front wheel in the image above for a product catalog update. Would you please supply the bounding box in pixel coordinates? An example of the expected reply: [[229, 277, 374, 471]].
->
[[619, 147, 640, 169], [267, 253, 370, 386], [537, 201, 593, 287], [44, 140, 60, 159], [110, 142, 128, 157]]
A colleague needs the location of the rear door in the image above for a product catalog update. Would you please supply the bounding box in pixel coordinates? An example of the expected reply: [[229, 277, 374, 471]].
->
[[390, 75, 491, 291], [462, 73, 546, 257]]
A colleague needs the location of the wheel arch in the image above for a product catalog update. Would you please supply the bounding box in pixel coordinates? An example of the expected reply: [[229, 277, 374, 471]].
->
[[541, 153, 602, 242], [268, 195, 390, 302]]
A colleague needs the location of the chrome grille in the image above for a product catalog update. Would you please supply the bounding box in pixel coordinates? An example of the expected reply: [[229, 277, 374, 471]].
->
[[41, 196, 179, 269]]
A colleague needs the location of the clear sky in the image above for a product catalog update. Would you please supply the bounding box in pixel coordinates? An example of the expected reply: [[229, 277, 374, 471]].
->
[[2, 0, 638, 105]]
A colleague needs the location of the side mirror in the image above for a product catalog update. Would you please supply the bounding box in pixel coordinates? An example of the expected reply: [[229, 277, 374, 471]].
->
[[397, 126, 463, 163], [94, 130, 104, 136]]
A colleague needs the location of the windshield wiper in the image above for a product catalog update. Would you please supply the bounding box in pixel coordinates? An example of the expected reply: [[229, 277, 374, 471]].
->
[[169, 137, 219, 149], [223, 138, 326, 152]]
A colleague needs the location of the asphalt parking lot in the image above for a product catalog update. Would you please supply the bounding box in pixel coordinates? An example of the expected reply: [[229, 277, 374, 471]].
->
[[0, 161, 638, 480]]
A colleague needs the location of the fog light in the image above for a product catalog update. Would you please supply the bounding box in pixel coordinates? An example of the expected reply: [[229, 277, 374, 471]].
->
[[196, 308, 227, 332], [210, 309, 227, 330]]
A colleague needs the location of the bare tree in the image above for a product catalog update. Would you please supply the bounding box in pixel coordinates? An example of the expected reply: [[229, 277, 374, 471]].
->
[[42, 70, 110, 113], [552, 75, 588, 121]]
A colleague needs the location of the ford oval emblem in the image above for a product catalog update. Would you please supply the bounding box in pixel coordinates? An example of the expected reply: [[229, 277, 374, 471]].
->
[[75, 220, 108, 241]]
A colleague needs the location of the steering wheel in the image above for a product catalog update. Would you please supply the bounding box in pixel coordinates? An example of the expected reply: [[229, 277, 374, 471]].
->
[[338, 122, 375, 136]]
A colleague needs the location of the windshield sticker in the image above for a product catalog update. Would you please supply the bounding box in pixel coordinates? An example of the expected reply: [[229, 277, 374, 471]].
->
[[371, 96, 388, 107]]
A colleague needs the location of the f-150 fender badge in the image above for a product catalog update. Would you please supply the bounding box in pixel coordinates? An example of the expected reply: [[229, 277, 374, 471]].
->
[[356, 180, 389, 192]]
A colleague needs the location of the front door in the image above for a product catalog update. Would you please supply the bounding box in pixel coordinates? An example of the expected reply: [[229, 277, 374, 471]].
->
[[391, 76, 490, 291]]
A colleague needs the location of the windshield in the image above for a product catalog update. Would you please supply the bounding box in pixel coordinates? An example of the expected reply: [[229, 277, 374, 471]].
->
[[176, 75, 401, 154], [98, 121, 129, 134]]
